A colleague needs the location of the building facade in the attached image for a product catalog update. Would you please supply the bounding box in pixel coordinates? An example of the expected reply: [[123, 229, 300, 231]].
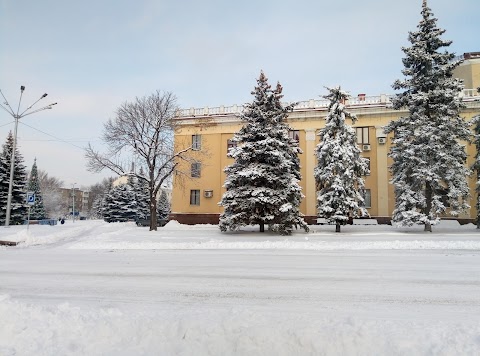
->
[[59, 188, 90, 218], [170, 53, 480, 225]]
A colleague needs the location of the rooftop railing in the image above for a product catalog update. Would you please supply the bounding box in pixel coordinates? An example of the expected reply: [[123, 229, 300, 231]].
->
[[176, 90, 479, 118]]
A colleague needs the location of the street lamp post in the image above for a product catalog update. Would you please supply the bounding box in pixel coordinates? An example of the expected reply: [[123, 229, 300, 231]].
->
[[0, 86, 57, 226], [72, 183, 76, 223]]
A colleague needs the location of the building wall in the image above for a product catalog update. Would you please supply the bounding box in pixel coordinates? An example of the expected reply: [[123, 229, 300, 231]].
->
[[171, 56, 480, 225], [454, 53, 480, 91]]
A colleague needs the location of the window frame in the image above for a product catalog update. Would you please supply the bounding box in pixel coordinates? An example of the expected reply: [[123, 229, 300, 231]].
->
[[288, 130, 300, 142], [356, 127, 370, 145], [362, 189, 372, 208], [191, 162, 201, 178], [363, 157, 371, 176], [190, 189, 200, 205], [192, 134, 201, 151]]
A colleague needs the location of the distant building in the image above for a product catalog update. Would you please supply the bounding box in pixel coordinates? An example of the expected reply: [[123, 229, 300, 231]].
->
[[59, 188, 90, 218]]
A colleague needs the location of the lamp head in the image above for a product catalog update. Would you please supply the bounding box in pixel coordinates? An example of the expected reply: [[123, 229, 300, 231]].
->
[[20, 86, 25, 92]]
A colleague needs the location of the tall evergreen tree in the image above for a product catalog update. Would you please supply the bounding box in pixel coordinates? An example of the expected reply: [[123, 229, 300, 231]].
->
[[0, 132, 28, 225], [473, 88, 480, 229], [26, 159, 47, 220], [314, 87, 370, 233], [0, 146, 6, 221], [384, 0, 471, 232], [219, 71, 308, 235]]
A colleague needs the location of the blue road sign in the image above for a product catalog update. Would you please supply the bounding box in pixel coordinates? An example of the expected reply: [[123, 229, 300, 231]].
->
[[27, 192, 35, 205]]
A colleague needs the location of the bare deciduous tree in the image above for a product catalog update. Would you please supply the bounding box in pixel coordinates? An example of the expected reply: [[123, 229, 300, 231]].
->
[[37, 170, 66, 218], [85, 90, 192, 231]]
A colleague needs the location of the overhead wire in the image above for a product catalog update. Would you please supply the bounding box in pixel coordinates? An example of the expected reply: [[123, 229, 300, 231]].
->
[[18, 121, 100, 150]]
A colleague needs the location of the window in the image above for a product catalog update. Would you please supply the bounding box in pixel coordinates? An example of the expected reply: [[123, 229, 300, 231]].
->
[[191, 162, 201, 178], [192, 135, 201, 150], [227, 139, 237, 151], [190, 190, 200, 205], [289, 130, 300, 142], [356, 127, 370, 144], [362, 189, 372, 208], [363, 157, 371, 175], [438, 188, 451, 208]]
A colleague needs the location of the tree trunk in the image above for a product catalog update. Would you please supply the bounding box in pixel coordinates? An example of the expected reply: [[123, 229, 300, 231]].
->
[[423, 183, 433, 232], [150, 195, 157, 231], [259, 222, 264, 233], [335, 223, 341, 233], [424, 221, 432, 232]]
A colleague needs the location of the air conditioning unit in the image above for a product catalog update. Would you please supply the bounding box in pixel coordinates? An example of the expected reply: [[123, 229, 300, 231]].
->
[[204, 190, 213, 198], [362, 144, 371, 151], [378, 137, 386, 144]]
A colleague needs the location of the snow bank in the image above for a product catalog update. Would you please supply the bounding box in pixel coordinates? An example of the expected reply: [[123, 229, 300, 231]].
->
[[68, 239, 480, 250], [1, 295, 478, 356], [3, 219, 480, 251]]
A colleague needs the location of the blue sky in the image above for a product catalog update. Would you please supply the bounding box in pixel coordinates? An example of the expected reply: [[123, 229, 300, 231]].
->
[[1, 0, 479, 187]]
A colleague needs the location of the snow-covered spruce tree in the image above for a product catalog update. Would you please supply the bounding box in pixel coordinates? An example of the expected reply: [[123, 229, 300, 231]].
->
[[135, 169, 150, 220], [0, 146, 6, 222], [0, 132, 28, 225], [126, 174, 140, 221], [26, 159, 47, 220], [102, 186, 118, 222], [314, 87, 370, 233], [384, 0, 471, 232], [91, 195, 104, 219], [103, 183, 137, 222], [473, 92, 480, 229], [219, 71, 309, 235], [157, 189, 170, 221], [119, 182, 137, 222]]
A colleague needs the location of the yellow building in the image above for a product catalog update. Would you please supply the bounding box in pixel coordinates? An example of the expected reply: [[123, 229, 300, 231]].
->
[[171, 53, 480, 225]]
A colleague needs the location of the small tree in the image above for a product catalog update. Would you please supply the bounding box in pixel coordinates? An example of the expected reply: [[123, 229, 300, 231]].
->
[[91, 195, 104, 219], [27, 159, 47, 220], [0, 132, 27, 225], [384, 0, 471, 232], [157, 190, 170, 221], [86, 90, 192, 231], [103, 186, 123, 222], [103, 183, 136, 222], [134, 168, 150, 220], [219, 71, 308, 235], [314, 87, 370, 232]]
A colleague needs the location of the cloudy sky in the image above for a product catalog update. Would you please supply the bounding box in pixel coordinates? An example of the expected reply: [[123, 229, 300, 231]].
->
[[0, 0, 478, 187]]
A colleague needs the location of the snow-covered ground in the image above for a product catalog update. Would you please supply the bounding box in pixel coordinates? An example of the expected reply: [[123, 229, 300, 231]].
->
[[1, 220, 480, 355]]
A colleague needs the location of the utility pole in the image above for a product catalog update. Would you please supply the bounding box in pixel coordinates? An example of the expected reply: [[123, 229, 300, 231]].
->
[[72, 183, 76, 223]]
